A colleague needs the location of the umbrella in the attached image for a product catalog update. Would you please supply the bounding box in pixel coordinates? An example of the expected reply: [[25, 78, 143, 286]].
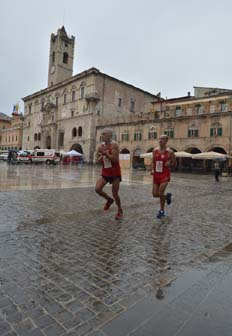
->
[[64, 150, 83, 157], [140, 152, 152, 158], [140, 151, 192, 159], [174, 151, 192, 158], [192, 151, 232, 160]]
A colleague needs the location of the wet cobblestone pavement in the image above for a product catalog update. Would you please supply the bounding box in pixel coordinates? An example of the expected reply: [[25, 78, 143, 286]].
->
[[0, 163, 232, 335]]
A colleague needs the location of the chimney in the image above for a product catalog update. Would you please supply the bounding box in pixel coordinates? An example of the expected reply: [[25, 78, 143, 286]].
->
[[187, 91, 191, 97]]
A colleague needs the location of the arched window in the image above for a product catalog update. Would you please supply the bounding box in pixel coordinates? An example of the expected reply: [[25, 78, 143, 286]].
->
[[38, 133, 41, 141], [63, 52, 68, 64], [52, 51, 55, 63], [80, 86, 85, 98], [34, 133, 38, 141], [72, 127, 77, 137], [63, 93, 67, 104], [78, 126, 82, 137], [71, 91, 76, 102]]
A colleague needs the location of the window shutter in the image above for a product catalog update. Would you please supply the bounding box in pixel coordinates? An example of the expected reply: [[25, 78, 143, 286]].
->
[[218, 127, 222, 136], [195, 130, 199, 137], [170, 130, 174, 138], [188, 130, 191, 137], [210, 128, 214, 137]]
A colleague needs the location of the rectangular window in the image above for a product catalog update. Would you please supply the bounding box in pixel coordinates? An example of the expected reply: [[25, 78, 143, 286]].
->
[[210, 127, 223, 136], [220, 102, 227, 112], [56, 96, 59, 106], [186, 108, 192, 116], [80, 87, 85, 98], [188, 129, 199, 137], [58, 133, 64, 146], [134, 132, 142, 141], [175, 106, 182, 117], [72, 91, 76, 102], [195, 105, 204, 114], [64, 94, 67, 104], [164, 130, 174, 138], [112, 134, 117, 141], [121, 133, 129, 141], [210, 105, 216, 113], [118, 98, 122, 107], [130, 99, 135, 112], [29, 105, 32, 114], [148, 131, 157, 139], [71, 110, 74, 117]]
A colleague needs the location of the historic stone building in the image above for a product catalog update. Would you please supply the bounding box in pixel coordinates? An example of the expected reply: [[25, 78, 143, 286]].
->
[[0, 113, 11, 130], [0, 109, 23, 150], [22, 27, 158, 162], [96, 86, 232, 168]]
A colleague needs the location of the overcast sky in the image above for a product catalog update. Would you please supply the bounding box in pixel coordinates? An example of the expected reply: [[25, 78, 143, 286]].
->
[[1, 0, 232, 115]]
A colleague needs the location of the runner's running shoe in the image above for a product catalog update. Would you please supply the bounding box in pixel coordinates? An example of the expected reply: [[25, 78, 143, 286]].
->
[[103, 198, 114, 211], [157, 210, 165, 219], [166, 193, 172, 205], [115, 211, 123, 220]]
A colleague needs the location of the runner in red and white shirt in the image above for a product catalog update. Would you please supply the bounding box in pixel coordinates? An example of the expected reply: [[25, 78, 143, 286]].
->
[[152, 134, 176, 218], [95, 128, 123, 220]]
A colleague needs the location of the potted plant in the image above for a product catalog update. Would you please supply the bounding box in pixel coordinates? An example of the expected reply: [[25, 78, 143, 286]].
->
[[222, 167, 229, 177]]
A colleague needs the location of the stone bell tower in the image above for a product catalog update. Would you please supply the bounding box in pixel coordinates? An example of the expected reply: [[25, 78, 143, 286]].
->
[[48, 26, 75, 87]]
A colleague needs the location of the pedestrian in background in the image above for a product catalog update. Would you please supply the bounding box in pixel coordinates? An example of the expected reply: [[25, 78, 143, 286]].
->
[[214, 161, 220, 181]]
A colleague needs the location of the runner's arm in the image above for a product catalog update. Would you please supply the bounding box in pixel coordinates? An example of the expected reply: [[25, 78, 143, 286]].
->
[[151, 151, 155, 175], [96, 146, 104, 163], [167, 150, 176, 168]]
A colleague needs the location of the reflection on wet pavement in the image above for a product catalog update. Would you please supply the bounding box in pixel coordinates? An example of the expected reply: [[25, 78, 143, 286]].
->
[[0, 162, 232, 335]]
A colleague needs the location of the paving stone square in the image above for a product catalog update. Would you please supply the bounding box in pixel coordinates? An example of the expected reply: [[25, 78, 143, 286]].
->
[[0, 163, 232, 335]]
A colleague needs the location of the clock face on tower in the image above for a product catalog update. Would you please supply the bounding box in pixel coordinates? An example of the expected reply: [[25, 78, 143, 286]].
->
[[50, 65, 56, 74]]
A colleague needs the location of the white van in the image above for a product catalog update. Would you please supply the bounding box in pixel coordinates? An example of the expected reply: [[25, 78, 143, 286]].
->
[[30, 149, 60, 165], [0, 151, 9, 161]]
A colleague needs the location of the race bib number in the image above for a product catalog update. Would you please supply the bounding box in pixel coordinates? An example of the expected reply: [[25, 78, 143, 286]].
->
[[103, 156, 112, 169], [155, 161, 163, 173]]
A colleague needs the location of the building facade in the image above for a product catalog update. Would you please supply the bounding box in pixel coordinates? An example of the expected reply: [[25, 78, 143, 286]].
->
[[22, 27, 158, 161], [0, 110, 23, 150], [96, 87, 232, 168]]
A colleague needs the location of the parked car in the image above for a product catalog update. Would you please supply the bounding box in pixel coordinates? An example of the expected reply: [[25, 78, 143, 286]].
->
[[30, 149, 60, 165], [0, 151, 9, 161], [17, 151, 32, 164]]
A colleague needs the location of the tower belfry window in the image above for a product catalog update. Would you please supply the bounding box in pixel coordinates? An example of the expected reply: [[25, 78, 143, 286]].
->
[[63, 52, 68, 64], [52, 52, 55, 63]]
